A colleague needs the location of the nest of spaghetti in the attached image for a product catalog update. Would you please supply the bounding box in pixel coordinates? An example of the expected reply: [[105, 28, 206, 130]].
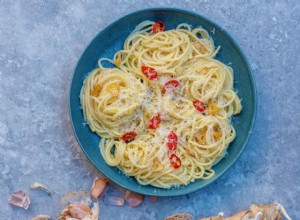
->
[[80, 21, 242, 188]]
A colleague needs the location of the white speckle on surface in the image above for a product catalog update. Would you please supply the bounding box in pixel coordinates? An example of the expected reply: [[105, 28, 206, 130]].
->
[[251, 62, 258, 71], [20, 156, 26, 166], [7, 150, 18, 158]]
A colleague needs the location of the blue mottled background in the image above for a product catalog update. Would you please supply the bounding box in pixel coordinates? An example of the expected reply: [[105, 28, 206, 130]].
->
[[0, 0, 299, 219]]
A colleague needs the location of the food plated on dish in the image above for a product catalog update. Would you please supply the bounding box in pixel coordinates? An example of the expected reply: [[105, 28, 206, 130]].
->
[[80, 20, 241, 188], [69, 8, 256, 196]]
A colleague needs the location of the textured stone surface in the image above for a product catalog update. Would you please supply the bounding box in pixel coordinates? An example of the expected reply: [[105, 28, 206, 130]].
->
[[0, 0, 299, 219]]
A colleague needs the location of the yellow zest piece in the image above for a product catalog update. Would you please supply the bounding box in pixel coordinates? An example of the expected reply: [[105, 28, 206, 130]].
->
[[115, 53, 122, 66], [199, 44, 207, 53], [213, 130, 222, 140], [202, 67, 209, 73], [185, 148, 195, 157], [91, 84, 102, 97], [195, 41, 207, 54], [198, 67, 209, 74], [208, 101, 219, 115], [107, 83, 120, 97], [195, 127, 207, 145], [150, 158, 164, 172], [213, 125, 222, 140]]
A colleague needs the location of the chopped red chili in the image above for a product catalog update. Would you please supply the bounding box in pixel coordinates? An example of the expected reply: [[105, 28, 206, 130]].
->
[[167, 131, 178, 150], [122, 131, 137, 141], [149, 114, 161, 129], [162, 80, 180, 93], [193, 100, 206, 112], [152, 21, 165, 34], [141, 66, 158, 80], [169, 154, 181, 169]]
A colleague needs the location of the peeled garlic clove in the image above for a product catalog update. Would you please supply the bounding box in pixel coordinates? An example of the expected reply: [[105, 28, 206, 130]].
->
[[31, 182, 51, 196], [90, 178, 108, 199], [165, 213, 193, 220], [103, 196, 124, 206], [149, 196, 158, 203], [8, 190, 30, 210], [31, 215, 51, 220], [125, 190, 145, 208]]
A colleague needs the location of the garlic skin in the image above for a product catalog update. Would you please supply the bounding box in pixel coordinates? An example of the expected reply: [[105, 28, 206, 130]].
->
[[31, 214, 51, 220], [8, 190, 31, 210], [59, 190, 99, 220], [61, 191, 91, 206], [31, 182, 51, 196], [59, 201, 99, 220], [165, 213, 193, 220], [199, 203, 291, 220]]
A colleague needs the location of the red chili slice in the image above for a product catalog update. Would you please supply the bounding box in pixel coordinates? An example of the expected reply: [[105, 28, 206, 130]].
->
[[149, 114, 161, 129], [193, 100, 206, 112], [167, 131, 178, 150], [162, 80, 180, 93], [141, 66, 158, 80], [169, 154, 181, 169], [122, 131, 137, 141], [152, 21, 165, 34]]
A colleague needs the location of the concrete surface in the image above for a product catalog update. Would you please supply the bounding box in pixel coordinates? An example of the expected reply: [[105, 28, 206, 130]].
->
[[0, 0, 299, 219]]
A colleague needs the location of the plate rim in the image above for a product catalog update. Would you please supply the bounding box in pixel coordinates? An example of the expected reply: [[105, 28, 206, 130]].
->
[[68, 7, 257, 196]]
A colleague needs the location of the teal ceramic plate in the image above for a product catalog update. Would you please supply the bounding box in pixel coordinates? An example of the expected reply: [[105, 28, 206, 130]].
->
[[69, 8, 256, 196]]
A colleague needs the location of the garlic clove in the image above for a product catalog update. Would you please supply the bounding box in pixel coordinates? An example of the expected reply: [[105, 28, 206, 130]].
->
[[8, 190, 30, 210], [68, 203, 92, 219], [125, 190, 145, 208], [90, 178, 108, 199], [59, 201, 99, 220], [103, 196, 124, 206]]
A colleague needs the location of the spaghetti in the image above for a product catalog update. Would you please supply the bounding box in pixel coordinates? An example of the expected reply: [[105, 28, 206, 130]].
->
[[80, 21, 241, 188]]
